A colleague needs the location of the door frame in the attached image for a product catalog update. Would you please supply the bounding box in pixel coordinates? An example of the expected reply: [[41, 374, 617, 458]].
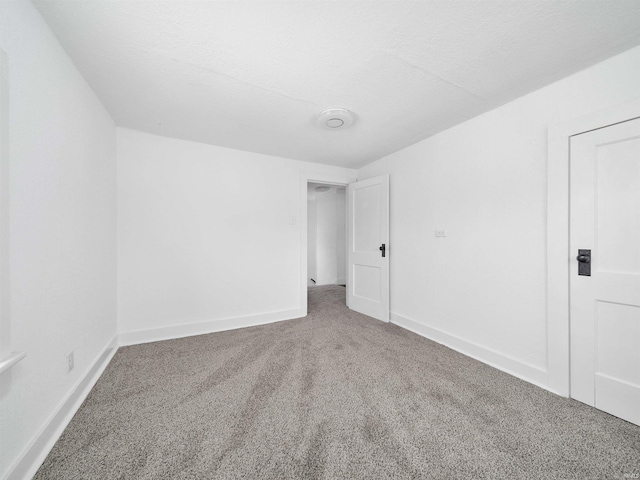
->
[[546, 97, 640, 397], [300, 171, 357, 315]]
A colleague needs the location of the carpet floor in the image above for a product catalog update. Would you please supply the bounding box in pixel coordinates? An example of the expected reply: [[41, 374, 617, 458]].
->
[[35, 286, 640, 479]]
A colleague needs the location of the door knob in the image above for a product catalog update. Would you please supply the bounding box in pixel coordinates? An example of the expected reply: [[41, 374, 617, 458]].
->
[[577, 249, 591, 276], [379, 244, 386, 258]]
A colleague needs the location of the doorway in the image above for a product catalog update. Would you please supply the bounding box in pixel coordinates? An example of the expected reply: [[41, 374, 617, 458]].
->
[[307, 183, 347, 288], [299, 172, 389, 320]]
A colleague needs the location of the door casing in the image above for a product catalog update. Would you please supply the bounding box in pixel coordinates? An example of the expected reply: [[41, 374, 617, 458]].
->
[[300, 171, 357, 315], [547, 97, 640, 397]]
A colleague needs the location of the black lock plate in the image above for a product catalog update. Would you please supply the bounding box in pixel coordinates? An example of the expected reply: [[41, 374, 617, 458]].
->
[[577, 249, 591, 276]]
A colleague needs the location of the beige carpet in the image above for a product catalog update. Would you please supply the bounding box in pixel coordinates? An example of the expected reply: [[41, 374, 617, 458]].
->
[[36, 286, 640, 479]]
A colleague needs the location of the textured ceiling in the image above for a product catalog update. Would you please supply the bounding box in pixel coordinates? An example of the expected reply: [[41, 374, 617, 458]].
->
[[34, 1, 640, 168]]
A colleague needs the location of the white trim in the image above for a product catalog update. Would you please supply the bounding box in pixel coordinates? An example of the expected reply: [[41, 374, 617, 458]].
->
[[118, 308, 304, 346], [391, 312, 549, 390], [300, 171, 357, 316], [4, 335, 118, 480], [0, 351, 26, 375], [546, 97, 640, 397], [0, 48, 11, 368]]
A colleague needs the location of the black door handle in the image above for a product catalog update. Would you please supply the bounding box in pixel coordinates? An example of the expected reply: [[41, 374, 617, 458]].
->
[[577, 249, 591, 276], [379, 244, 386, 257]]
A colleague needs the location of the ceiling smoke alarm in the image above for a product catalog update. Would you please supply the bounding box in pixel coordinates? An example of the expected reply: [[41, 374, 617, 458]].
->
[[316, 108, 354, 130]]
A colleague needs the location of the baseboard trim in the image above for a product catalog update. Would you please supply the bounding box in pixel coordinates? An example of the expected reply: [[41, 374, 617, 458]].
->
[[118, 308, 306, 346], [5, 334, 118, 480], [390, 312, 549, 391]]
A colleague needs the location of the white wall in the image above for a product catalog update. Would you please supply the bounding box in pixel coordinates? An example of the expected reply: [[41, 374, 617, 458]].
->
[[117, 128, 355, 344], [315, 190, 338, 285], [335, 187, 346, 285], [357, 46, 640, 391], [0, 2, 117, 478], [311, 187, 346, 286], [307, 198, 317, 284]]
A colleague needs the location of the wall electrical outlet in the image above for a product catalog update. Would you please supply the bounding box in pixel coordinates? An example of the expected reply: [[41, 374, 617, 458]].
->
[[67, 351, 74, 373], [435, 229, 447, 237]]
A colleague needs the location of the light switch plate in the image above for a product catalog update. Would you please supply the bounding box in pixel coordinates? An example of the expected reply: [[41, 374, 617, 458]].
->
[[435, 229, 447, 237]]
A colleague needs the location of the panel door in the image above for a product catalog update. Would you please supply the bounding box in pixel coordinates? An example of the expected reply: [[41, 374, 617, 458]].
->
[[570, 117, 640, 425], [347, 175, 389, 321]]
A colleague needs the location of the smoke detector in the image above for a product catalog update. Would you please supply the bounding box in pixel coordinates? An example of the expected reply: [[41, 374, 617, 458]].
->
[[316, 108, 354, 130]]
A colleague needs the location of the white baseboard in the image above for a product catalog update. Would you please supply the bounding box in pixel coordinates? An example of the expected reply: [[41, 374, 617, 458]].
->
[[390, 312, 549, 391], [119, 308, 306, 346], [5, 335, 118, 480]]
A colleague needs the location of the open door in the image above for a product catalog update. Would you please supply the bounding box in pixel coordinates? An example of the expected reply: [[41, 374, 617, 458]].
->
[[347, 174, 389, 321]]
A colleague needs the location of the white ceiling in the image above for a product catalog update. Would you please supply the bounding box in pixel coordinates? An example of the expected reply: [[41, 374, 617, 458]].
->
[[34, 1, 640, 169]]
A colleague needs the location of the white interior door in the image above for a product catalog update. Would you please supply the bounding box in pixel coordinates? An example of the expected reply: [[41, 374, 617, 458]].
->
[[570, 117, 640, 426], [347, 175, 389, 321]]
